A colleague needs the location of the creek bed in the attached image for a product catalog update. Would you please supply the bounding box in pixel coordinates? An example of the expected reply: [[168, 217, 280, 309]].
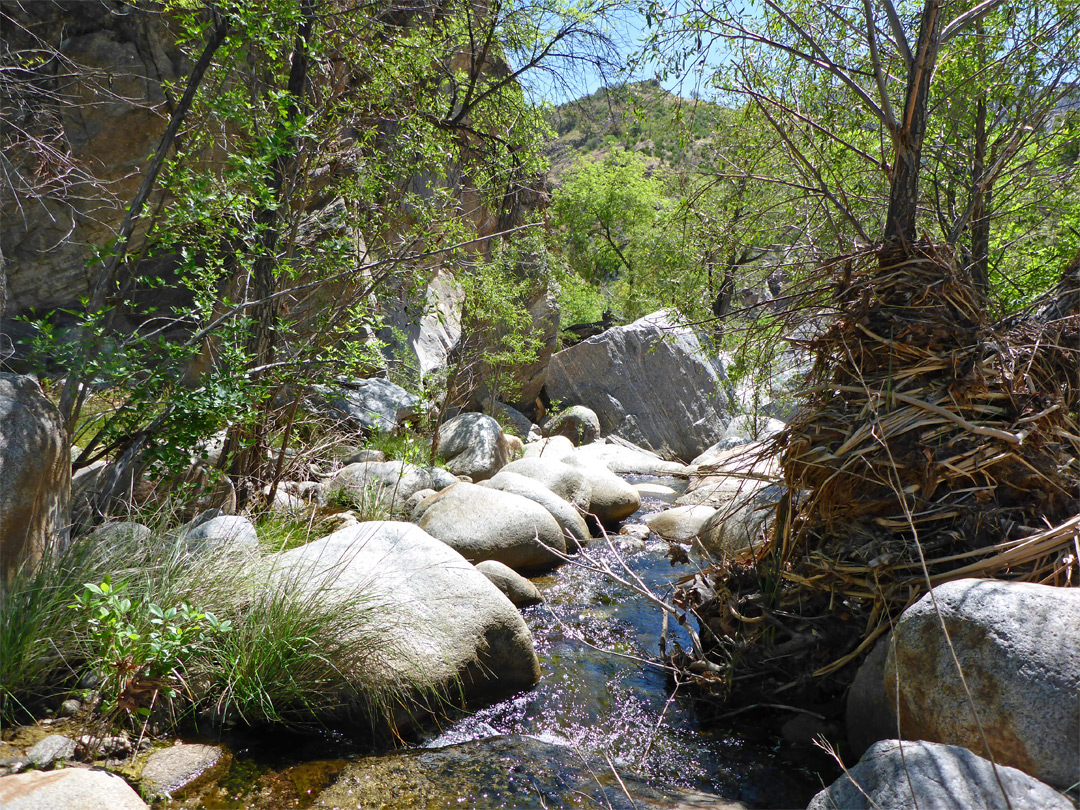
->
[[169, 476, 834, 809]]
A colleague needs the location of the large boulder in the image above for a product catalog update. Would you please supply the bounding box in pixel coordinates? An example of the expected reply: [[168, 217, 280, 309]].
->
[[694, 484, 782, 558], [318, 378, 421, 434], [500, 457, 591, 511], [481, 470, 590, 551], [884, 578, 1080, 789], [0, 374, 70, 580], [378, 268, 464, 382], [542, 405, 600, 446], [277, 522, 540, 714], [0, 768, 150, 810], [807, 739, 1073, 810], [414, 483, 566, 573], [181, 515, 259, 555], [678, 442, 780, 558], [436, 412, 512, 481], [545, 311, 733, 461]]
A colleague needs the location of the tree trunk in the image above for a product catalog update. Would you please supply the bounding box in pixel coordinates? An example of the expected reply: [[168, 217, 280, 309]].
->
[[969, 93, 992, 293], [224, 0, 315, 503], [58, 13, 230, 431], [883, 0, 944, 248]]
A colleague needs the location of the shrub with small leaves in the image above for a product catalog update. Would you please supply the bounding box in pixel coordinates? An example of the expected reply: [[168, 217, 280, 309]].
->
[[69, 576, 230, 720]]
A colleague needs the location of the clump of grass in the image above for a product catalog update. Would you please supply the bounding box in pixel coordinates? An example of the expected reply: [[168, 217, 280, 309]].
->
[[203, 561, 410, 732], [364, 429, 428, 465], [2, 516, 424, 738], [1, 535, 99, 723], [328, 480, 393, 522], [255, 513, 318, 553]]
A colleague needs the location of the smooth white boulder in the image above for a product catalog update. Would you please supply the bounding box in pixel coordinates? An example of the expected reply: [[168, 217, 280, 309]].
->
[[277, 522, 540, 712], [415, 483, 566, 572]]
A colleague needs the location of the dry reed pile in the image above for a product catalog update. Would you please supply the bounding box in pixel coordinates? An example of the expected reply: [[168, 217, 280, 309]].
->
[[672, 243, 1080, 703]]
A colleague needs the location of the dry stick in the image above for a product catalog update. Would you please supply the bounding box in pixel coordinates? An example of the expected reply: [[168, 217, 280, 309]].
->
[[805, 385, 1026, 445]]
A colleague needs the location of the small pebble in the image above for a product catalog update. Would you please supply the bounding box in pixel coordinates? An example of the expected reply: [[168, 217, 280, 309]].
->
[[59, 698, 82, 717]]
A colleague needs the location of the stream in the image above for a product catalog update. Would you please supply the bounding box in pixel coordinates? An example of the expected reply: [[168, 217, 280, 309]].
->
[[171, 476, 833, 809]]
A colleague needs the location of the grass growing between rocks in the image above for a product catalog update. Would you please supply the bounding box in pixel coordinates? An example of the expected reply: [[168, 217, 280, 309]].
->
[[0, 525, 423, 739]]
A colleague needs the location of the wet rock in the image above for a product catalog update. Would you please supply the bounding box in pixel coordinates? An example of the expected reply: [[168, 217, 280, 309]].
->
[[481, 470, 590, 551], [25, 735, 76, 769], [884, 578, 1080, 789], [475, 560, 542, 608], [0, 374, 70, 580], [806, 739, 1073, 810], [436, 413, 512, 481], [545, 311, 734, 461], [646, 505, 718, 542], [542, 405, 601, 446], [415, 483, 566, 573], [140, 742, 227, 799], [0, 768, 149, 809], [500, 457, 592, 511], [276, 522, 540, 714]]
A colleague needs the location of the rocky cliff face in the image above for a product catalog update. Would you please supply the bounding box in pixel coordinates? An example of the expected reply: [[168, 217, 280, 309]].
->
[[2, 2, 188, 318], [1, 2, 554, 393]]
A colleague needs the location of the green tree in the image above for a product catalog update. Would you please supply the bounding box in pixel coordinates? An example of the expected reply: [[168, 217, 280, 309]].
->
[[551, 148, 667, 317], [24, 0, 627, 518]]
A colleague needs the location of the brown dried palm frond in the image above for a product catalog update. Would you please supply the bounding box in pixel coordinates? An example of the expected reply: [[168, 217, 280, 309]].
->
[[670, 242, 1079, 704]]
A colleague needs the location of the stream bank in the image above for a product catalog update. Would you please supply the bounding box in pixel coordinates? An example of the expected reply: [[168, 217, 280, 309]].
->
[[159, 475, 836, 809]]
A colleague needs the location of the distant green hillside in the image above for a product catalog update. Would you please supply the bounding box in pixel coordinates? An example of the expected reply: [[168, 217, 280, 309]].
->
[[544, 80, 723, 182]]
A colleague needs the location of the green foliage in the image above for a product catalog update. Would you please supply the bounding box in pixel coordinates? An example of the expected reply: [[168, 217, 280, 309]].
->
[[441, 235, 550, 412], [330, 481, 393, 523], [2, 523, 419, 735], [69, 576, 230, 718]]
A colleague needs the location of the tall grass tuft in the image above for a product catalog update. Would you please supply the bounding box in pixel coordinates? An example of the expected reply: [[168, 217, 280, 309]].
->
[[2, 515, 424, 738], [1, 535, 99, 722]]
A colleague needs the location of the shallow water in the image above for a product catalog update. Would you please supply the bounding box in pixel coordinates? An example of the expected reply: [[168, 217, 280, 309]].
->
[[412, 475, 827, 808], [173, 476, 832, 809]]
